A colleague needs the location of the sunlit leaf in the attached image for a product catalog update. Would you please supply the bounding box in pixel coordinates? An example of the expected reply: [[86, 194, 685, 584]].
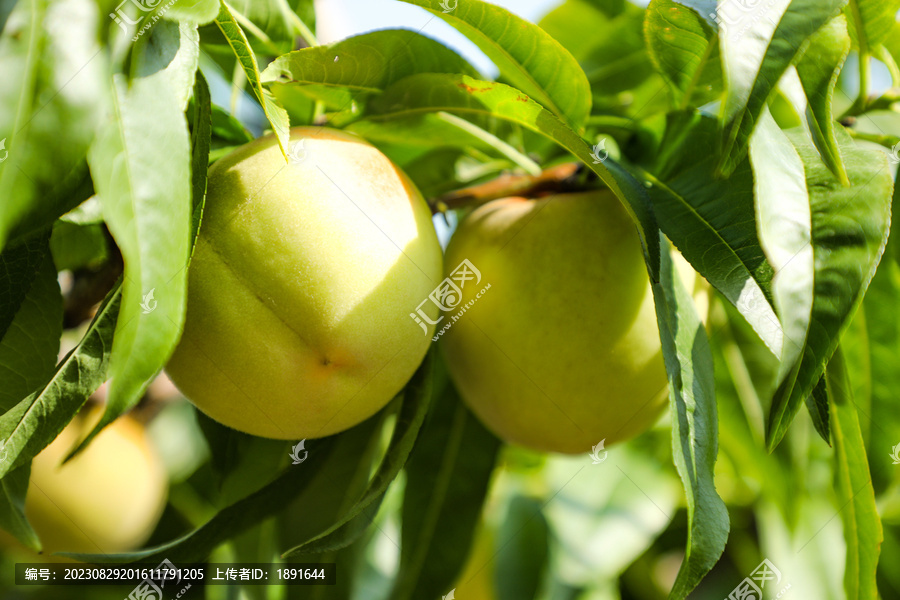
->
[[399, 0, 592, 129]]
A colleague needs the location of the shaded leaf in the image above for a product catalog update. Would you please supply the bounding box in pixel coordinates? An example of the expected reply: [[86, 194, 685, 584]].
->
[[795, 16, 851, 185], [859, 167, 900, 493], [806, 376, 831, 443], [495, 496, 549, 600], [766, 130, 892, 450], [0, 465, 38, 550], [0, 249, 62, 412], [652, 235, 729, 599], [189, 70, 212, 247], [392, 382, 501, 599], [0, 232, 50, 339], [718, 0, 846, 176], [826, 345, 883, 600], [0, 283, 120, 480], [399, 0, 592, 129], [748, 110, 813, 411], [645, 0, 721, 108], [282, 353, 434, 557], [214, 0, 290, 158], [643, 111, 781, 354]]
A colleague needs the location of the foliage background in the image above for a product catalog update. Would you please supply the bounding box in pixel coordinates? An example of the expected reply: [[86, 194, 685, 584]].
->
[[0, 0, 898, 599]]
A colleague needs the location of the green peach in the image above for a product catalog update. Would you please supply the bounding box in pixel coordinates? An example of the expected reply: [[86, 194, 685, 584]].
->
[[166, 127, 442, 439], [441, 191, 702, 454]]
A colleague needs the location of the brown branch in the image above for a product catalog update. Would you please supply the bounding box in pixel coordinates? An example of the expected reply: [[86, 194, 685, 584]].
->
[[430, 162, 587, 214]]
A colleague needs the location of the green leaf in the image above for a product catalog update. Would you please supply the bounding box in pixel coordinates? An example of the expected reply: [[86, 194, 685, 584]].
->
[[580, 2, 657, 100], [538, 0, 614, 62], [806, 376, 831, 443], [0, 0, 108, 250], [495, 496, 549, 600], [164, 0, 220, 24], [0, 465, 39, 550], [79, 68, 192, 456], [0, 283, 120, 480], [795, 16, 851, 186], [391, 382, 501, 600], [0, 231, 51, 339], [718, 0, 846, 177], [766, 130, 893, 450], [132, 21, 200, 112], [645, 0, 721, 108], [0, 249, 62, 413], [826, 346, 883, 600], [49, 220, 109, 271], [282, 353, 434, 557], [860, 168, 900, 493], [399, 0, 592, 129], [748, 110, 813, 406], [214, 0, 290, 158], [652, 235, 729, 599], [189, 70, 212, 247], [224, 0, 317, 50], [642, 111, 780, 354], [261, 29, 478, 95], [364, 73, 660, 279], [845, 0, 900, 49]]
